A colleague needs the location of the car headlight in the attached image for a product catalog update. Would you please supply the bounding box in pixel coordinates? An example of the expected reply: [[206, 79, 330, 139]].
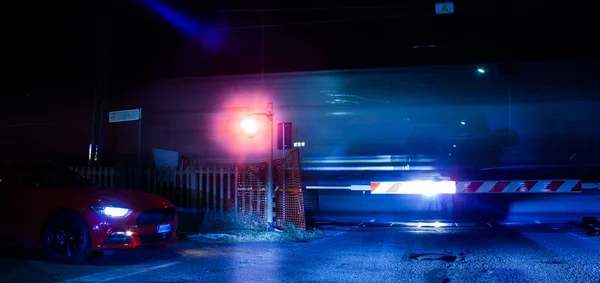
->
[[91, 206, 132, 218]]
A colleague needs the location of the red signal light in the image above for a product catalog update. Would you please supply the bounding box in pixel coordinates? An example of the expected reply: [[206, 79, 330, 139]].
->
[[240, 117, 259, 137]]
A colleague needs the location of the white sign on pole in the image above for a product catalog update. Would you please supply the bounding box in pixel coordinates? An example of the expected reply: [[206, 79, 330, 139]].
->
[[435, 2, 454, 14], [109, 108, 142, 123]]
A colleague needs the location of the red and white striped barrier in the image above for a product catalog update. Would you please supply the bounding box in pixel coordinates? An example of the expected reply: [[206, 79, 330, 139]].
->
[[457, 180, 582, 193], [369, 180, 584, 194], [370, 181, 456, 194]]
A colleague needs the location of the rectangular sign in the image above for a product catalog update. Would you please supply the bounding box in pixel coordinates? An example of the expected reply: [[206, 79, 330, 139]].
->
[[277, 122, 292, 150], [109, 108, 142, 123], [435, 2, 454, 14]]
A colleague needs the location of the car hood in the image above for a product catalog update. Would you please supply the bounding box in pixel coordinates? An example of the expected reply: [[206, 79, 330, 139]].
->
[[77, 187, 175, 210]]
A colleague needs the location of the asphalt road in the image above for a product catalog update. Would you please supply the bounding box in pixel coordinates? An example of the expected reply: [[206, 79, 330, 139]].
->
[[1, 223, 599, 283]]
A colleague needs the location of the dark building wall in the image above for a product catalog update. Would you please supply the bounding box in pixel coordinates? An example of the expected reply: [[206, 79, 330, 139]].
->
[[0, 87, 94, 164]]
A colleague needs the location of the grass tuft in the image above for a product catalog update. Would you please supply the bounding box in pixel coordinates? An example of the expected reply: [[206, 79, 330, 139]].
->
[[281, 223, 322, 242], [188, 213, 322, 243]]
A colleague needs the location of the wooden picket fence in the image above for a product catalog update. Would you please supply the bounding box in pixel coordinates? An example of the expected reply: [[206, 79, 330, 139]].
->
[[70, 166, 258, 214], [70, 149, 308, 229]]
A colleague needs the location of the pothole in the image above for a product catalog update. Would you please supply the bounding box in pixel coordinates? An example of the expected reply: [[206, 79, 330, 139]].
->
[[409, 253, 457, 263]]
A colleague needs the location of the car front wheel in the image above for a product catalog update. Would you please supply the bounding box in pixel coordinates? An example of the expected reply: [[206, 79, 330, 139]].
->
[[41, 210, 93, 264]]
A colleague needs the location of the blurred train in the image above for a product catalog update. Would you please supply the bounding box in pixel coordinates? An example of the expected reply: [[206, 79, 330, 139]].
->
[[105, 59, 600, 189]]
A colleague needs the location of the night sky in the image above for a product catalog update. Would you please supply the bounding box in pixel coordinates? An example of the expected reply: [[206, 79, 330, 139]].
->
[[5, 0, 599, 94], [1, 0, 599, 161]]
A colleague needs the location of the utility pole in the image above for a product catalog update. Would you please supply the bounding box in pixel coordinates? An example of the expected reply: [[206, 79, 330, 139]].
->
[[266, 102, 274, 230], [96, 0, 111, 163]]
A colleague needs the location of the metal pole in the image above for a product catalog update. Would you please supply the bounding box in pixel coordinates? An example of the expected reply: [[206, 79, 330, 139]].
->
[[90, 86, 98, 165], [266, 102, 274, 229], [97, 1, 111, 164], [138, 109, 142, 166], [282, 123, 286, 189], [282, 123, 285, 159], [137, 109, 143, 190]]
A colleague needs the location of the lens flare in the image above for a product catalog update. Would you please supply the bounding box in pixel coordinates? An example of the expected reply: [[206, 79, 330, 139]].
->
[[240, 118, 259, 136]]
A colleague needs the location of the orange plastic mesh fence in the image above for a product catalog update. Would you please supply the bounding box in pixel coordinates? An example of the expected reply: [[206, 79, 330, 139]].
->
[[275, 188, 306, 230], [236, 187, 267, 216], [236, 149, 305, 229], [273, 149, 302, 189], [237, 162, 267, 190]]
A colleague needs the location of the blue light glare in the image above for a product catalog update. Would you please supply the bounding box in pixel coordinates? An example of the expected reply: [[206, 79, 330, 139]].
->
[[417, 221, 445, 228], [303, 166, 435, 171], [477, 68, 485, 74], [141, 0, 225, 50], [303, 155, 436, 164]]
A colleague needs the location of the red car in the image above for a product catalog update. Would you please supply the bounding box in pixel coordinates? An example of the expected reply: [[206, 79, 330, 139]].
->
[[0, 161, 178, 263]]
